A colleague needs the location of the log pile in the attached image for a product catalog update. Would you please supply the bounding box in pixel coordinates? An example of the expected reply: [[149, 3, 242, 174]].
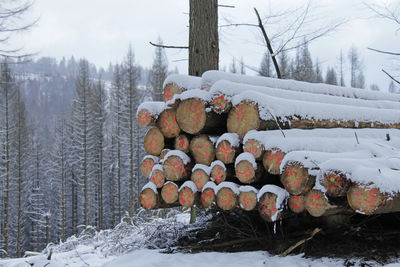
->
[[138, 70, 400, 224]]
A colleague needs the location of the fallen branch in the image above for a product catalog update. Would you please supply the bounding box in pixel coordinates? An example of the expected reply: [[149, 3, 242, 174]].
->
[[280, 228, 321, 257]]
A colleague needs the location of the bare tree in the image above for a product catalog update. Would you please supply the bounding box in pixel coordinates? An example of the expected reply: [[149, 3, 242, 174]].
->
[[0, 0, 36, 57], [365, 1, 400, 84]]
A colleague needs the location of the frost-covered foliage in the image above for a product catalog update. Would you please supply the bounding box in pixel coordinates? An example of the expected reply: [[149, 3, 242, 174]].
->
[[43, 209, 210, 257]]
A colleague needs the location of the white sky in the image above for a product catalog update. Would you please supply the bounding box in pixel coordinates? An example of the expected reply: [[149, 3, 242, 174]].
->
[[14, 0, 400, 91]]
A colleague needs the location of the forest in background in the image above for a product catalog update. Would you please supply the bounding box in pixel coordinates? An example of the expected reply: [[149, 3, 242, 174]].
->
[[0, 40, 399, 258]]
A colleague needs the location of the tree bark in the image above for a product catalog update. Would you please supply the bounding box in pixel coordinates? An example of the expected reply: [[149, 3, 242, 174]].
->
[[189, 0, 219, 76]]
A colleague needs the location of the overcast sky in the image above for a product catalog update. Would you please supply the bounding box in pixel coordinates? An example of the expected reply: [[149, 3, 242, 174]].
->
[[14, 0, 399, 91]]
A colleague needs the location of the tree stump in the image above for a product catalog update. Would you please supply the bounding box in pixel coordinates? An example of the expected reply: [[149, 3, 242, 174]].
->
[[243, 138, 264, 161], [215, 133, 240, 164], [280, 162, 315, 195], [263, 149, 286, 175], [347, 184, 400, 215], [179, 181, 198, 208], [144, 127, 165, 156], [149, 165, 165, 189], [323, 172, 351, 197], [140, 184, 159, 210], [174, 134, 190, 153], [156, 108, 181, 138], [189, 135, 216, 165], [238, 188, 258, 211], [140, 156, 158, 178], [191, 166, 210, 191], [162, 151, 191, 182], [227, 101, 260, 137], [288, 195, 305, 214], [216, 184, 238, 211], [161, 182, 179, 204]]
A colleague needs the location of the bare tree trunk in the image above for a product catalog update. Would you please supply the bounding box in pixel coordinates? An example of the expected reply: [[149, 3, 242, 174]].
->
[[189, 0, 219, 76]]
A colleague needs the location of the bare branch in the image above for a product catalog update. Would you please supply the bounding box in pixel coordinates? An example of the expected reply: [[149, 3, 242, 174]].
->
[[219, 23, 258, 28], [149, 42, 188, 49], [382, 69, 400, 85], [368, 47, 400, 56], [254, 8, 281, 78], [218, 5, 235, 8]]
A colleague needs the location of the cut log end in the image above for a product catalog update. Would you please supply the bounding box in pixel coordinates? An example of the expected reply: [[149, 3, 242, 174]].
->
[[323, 172, 351, 197], [144, 128, 165, 156], [243, 139, 264, 160], [216, 187, 238, 210], [174, 134, 190, 153], [216, 140, 237, 164], [140, 157, 156, 178], [191, 169, 210, 191], [227, 102, 260, 137], [347, 184, 387, 215], [162, 155, 188, 181], [163, 82, 184, 102], [263, 149, 286, 175], [137, 109, 155, 127], [140, 188, 158, 210], [150, 169, 165, 189], [281, 163, 315, 195], [239, 191, 258, 211], [305, 190, 331, 217], [258, 192, 281, 222], [179, 187, 197, 208], [157, 108, 181, 138], [211, 93, 231, 114], [161, 182, 179, 204], [201, 188, 215, 208], [176, 98, 207, 134], [235, 160, 257, 184], [210, 164, 227, 184], [189, 135, 216, 165], [288, 195, 305, 214]]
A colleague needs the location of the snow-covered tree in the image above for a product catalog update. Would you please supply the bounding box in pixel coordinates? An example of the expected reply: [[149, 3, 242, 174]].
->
[[149, 37, 168, 101]]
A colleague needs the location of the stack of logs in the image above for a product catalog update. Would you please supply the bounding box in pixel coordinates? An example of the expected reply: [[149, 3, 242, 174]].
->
[[138, 72, 400, 223]]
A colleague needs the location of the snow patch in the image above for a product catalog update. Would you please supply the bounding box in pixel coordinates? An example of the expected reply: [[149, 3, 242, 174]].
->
[[235, 152, 257, 170], [193, 164, 211, 175], [142, 182, 158, 194], [162, 150, 191, 165], [179, 181, 198, 193], [216, 182, 240, 195], [163, 74, 202, 90], [216, 133, 241, 147], [239, 185, 259, 194], [136, 101, 166, 117]]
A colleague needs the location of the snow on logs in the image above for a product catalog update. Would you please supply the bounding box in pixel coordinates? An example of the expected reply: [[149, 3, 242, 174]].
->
[[235, 152, 263, 184], [209, 80, 400, 114], [216, 182, 239, 211], [149, 164, 165, 189], [226, 91, 400, 137], [191, 164, 211, 191], [161, 182, 179, 204], [140, 155, 159, 178], [161, 150, 191, 182], [239, 186, 258, 211], [201, 70, 400, 102], [179, 181, 199, 208], [257, 185, 289, 222], [144, 127, 165, 156], [175, 90, 226, 135], [215, 133, 240, 164], [210, 160, 230, 184], [201, 182, 216, 208], [140, 183, 159, 210], [162, 74, 202, 102]]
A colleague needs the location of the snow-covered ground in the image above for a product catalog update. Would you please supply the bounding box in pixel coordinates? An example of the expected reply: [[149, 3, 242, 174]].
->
[[1, 210, 400, 267], [2, 247, 400, 267]]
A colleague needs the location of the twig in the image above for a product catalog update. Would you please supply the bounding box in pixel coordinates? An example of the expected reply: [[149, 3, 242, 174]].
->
[[218, 5, 235, 8], [72, 242, 90, 266], [267, 110, 286, 138], [149, 42, 188, 49], [280, 228, 321, 257], [354, 132, 359, 145]]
